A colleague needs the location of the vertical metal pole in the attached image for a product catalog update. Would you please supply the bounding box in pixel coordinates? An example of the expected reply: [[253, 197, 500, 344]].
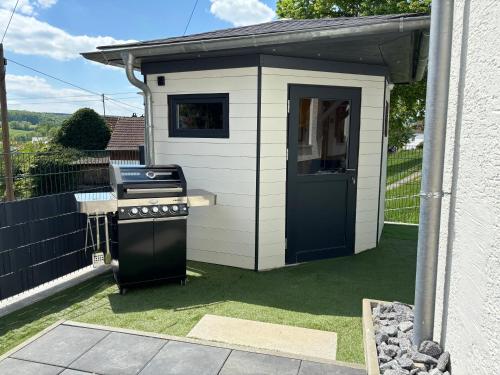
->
[[413, 0, 454, 344], [0, 44, 14, 201], [102, 93, 106, 118]]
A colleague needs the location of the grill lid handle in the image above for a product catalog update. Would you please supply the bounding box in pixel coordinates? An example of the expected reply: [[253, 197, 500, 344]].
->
[[125, 187, 183, 194]]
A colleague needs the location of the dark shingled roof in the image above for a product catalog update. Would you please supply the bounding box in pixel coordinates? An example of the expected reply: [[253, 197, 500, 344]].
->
[[98, 13, 425, 50], [105, 116, 144, 151]]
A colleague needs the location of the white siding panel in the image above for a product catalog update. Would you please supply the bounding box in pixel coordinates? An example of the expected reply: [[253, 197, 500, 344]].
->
[[261, 103, 287, 118], [259, 255, 286, 270], [259, 169, 286, 183], [358, 142, 382, 155], [148, 67, 258, 269], [187, 237, 254, 257], [261, 117, 287, 131], [155, 153, 256, 170], [261, 130, 287, 144], [188, 249, 254, 269], [259, 194, 286, 207], [260, 144, 286, 157], [360, 130, 383, 144], [258, 67, 385, 265], [261, 89, 287, 104], [156, 142, 256, 157], [154, 129, 256, 144], [262, 67, 385, 83]]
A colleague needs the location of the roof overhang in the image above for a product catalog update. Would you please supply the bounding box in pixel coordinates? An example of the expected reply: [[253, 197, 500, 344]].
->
[[82, 15, 430, 83]]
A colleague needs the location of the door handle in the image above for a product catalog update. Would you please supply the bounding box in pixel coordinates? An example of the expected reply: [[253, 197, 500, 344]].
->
[[351, 176, 356, 185]]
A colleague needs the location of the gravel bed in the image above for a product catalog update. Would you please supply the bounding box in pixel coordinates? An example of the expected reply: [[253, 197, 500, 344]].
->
[[372, 302, 451, 375]]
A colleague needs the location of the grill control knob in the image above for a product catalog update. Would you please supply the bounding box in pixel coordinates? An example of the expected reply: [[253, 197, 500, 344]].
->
[[161, 206, 169, 213], [152, 206, 159, 213], [130, 207, 139, 215], [171, 205, 179, 212], [141, 207, 149, 214]]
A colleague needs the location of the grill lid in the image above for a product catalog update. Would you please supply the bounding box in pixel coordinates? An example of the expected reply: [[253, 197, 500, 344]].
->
[[110, 165, 187, 199]]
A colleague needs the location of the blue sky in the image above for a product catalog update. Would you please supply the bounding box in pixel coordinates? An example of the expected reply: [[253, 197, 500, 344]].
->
[[0, 0, 276, 115]]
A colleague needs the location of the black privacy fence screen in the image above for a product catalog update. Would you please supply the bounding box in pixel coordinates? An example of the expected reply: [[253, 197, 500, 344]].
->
[[0, 149, 139, 300], [384, 148, 423, 224]]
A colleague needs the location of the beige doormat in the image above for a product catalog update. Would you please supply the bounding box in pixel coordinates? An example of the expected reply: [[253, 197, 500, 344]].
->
[[187, 314, 337, 361]]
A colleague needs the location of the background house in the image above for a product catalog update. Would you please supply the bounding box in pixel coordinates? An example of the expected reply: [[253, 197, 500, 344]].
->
[[105, 115, 144, 162]]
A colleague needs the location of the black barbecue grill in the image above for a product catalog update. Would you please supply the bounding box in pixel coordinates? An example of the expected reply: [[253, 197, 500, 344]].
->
[[74, 164, 216, 295], [109, 165, 189, 293]]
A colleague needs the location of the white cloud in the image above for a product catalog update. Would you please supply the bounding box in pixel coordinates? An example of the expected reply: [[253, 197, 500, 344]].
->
[[35, 0, 57, 9], [0, 7, 135, 60], [210, 0, 275, 27], [0, 0, 57, 16], [7, 74, 143, 116]]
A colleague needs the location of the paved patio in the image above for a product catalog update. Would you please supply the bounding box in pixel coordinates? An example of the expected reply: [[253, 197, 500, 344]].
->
[[0, 321, 366, 375]]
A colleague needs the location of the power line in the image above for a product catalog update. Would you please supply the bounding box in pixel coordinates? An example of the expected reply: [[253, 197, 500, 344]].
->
[[1, 0, 19, 43], [183, 0, 199, 35], [9, 99, 104, 105], [9, 92, 138, 100], [10, 95, 140, 103], [6, 58, 143, 111]]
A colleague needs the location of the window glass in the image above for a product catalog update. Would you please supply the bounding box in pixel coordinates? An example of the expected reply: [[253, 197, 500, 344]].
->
[[176, 102, 223, 130], [297, 98, 351, 175]]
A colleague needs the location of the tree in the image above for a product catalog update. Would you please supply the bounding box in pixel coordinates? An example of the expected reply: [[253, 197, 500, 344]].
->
[[276, 0, 431, 148], [53, 108, 110, 150]]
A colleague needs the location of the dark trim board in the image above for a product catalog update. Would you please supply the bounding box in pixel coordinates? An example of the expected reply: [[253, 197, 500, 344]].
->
[[254, 64, 262, 271], [142, 55, 261, 75], [141, 54, 387, 77], [376, 79, 388, 245], [260, 55, 387, 76]]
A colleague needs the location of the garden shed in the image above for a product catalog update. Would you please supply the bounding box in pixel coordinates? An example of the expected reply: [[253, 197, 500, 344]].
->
[[83, 14, 430, 270]]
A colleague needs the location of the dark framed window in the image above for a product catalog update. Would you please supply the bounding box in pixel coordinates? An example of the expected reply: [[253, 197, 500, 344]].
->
[[168, 93, 229, 138]]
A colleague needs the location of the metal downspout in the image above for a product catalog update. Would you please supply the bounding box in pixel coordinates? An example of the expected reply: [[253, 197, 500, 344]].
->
[[413, 0, 454, 345], [121, 52, 155, 166]]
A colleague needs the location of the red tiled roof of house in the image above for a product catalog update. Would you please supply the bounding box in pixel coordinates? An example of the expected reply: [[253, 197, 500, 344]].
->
[[106, 116, 145, 150], [105, 116, 121, 132]]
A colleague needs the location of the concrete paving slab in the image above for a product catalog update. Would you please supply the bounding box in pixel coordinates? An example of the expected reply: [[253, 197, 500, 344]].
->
[[299, 360, 366, 375], [70, 331, 166, 375], [139, 340, 230, 375], [188, 314, 337, 361], [11, 325, 108, 367], [219, 350, 300, 375], [60, 370, 94, 375], [0, 358, 63, 375]]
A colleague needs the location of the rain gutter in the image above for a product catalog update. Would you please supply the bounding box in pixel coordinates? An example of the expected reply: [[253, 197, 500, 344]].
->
[[83, 16, 430, 79], [121, 52, 155, 166], [413, 0, 454, 344]]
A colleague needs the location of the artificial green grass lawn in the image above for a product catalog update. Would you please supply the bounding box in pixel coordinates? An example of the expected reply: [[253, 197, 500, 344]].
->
[[0, 224, 418, 364]]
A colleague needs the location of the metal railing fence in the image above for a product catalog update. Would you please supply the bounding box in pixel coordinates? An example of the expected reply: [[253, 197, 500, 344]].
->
[[0, 149, 139, 301], [384, 148, 423, 224]]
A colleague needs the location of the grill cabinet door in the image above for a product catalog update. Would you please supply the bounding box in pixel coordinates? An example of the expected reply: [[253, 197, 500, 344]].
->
[[153, 218, 187, 280], [117, 220, 154, 284]]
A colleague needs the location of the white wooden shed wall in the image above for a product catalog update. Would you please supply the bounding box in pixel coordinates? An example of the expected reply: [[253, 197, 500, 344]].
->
[[148, 67, 258, 269], [147, 65, 387, 270], [259, 67, 387, 270]]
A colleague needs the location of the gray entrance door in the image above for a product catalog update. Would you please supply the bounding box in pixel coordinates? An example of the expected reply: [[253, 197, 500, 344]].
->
[[286, 85, 361, 264]]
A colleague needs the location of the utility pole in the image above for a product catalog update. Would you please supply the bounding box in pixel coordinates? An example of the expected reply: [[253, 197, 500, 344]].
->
[[101, 93, 106, 118], [0, 43, 14, 201]]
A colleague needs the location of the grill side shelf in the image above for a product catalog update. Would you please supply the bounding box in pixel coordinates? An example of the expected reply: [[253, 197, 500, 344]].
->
[[187, 189, 217, 207]]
